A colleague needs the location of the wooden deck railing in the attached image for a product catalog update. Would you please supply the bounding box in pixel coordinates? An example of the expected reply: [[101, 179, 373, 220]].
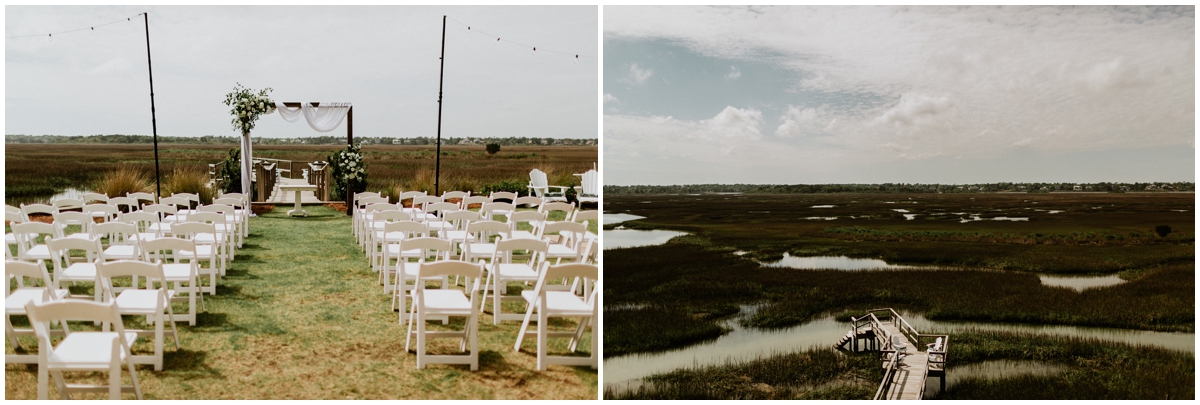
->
[[210, 158, 331, 202], [849, 308, 951, 401]]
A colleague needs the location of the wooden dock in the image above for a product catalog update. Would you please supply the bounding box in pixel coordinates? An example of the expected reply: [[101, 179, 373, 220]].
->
[[837, 308, 949, 401], [877, 322, 928, 400]]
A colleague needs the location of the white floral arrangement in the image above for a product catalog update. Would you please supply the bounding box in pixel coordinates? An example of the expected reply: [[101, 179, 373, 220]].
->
[[329, 144, 368, 200], [223, 83, 275, 133]]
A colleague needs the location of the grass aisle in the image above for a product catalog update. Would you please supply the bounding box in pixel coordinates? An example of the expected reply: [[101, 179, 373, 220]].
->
[[5, 206, 596, 399]]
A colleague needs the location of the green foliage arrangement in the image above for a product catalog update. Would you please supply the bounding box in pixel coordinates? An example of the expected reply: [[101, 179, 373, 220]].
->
[[217, 149, 242, 194], [328, 144, 367, 201], [486, 143, 501, 155], [222, 83, 275, 133]]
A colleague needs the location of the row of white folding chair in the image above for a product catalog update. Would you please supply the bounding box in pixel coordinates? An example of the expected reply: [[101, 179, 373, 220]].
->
[[12, 221, 216, 302], [401, 260, 598, 371], [6, 241, 202, 371]]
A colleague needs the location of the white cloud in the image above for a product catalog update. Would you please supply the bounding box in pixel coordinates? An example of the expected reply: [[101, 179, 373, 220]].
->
[[702, 106, 763, 139], [629, 62, 654, 85], [775, 105, 830, 138], [606, 6, 1195, 158], [874, 93, 955, 127], [726, 66, 741, 79], [604, 93, 619, 103]]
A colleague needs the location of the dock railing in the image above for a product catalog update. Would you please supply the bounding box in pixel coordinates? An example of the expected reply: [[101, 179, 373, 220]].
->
[[849, 308, 950, 400]]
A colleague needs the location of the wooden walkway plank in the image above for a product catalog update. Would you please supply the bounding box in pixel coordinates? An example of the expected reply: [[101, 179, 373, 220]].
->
[[878, 322, 929, 400]]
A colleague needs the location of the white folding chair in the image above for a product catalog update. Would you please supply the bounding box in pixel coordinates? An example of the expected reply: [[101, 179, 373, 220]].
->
[[387, 237, 452, 322], [542, 221, 587, 264], [508, 211, 547, 240], [441, 190, 470, 200], [96, 260, 181, 371], [108, 196, 141, 214], [126, 191, 157, 207], [120, 211, 164, 244], [5, 260, 69, 365], [52, 211, 95, 241], [83, 203, 120, 223], [26, 299, 143, 400], [141, 237, 205, 325], [172, 222, 223, 293], [482, 238, 550, 324], [92, 221, 142, 261], [379, 221, 430, 290], [405, 260, 484, 371], [481, 202, 516, 222], [11, 222, 57, 263], [514, 263, 598, 371], [52, 197, 85, 213], [367, 211, 413, 272], [45, 236, 107, 301], [184, 212, 232, 271]]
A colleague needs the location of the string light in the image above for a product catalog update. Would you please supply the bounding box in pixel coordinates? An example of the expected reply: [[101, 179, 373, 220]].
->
[[7, 13, 143, 39], [446, 16, 596, 59]]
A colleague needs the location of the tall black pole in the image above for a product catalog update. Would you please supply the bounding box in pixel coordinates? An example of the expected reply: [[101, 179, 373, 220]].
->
[[435, 15, 446, 196], [143, 12, 161, 199]]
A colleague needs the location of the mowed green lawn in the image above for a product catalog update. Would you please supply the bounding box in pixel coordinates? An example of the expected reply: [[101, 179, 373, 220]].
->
[[5, 206, 597, 399]]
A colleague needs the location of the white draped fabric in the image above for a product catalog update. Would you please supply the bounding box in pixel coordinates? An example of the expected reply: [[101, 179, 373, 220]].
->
[[240, 131, 253, 198], [272, 101, 351, 132], [301, 102, 352, 132], [275, 102, 303, 123]]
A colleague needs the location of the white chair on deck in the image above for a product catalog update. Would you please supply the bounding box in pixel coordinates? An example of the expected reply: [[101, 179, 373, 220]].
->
[[528, 169, 569, 202], [577, 170, 598, 205]]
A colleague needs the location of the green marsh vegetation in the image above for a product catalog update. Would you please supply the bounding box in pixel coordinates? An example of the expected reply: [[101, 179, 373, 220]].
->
[[6, 206, 596, 399], [5, 143, 595, 205], [604, 192, 1193, 399], [605, 330, 1193, 400]]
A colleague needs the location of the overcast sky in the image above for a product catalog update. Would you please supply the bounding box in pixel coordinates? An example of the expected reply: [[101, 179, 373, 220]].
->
[[6, 5, 598, 139], [604, 6, 1195, 185]]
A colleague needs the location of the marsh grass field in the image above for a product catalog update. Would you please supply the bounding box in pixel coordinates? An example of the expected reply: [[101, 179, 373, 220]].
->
[[5, 206, 597, 399], [604, 192, 1194, 400], [5, 143, 596, 204]]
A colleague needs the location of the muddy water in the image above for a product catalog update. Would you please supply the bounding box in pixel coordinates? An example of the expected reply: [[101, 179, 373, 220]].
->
[[759, 253, 931, 270], [1038, 274, 1126, 291], [604, 229, 688, 250], [604, 213, 646, 225]]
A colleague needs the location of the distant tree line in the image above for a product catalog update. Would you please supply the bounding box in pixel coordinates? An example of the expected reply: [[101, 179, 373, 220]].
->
[[3, 134, 596, 147], [605, 182, 1196, 195]]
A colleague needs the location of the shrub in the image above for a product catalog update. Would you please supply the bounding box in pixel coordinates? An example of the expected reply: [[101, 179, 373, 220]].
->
[[480, 179, 527, 196], [1155, 225, 1172, 237], [216, 148, 242, 194], [164, 167, 215, 204], [486, 143, 501, 155], [92, 166, 153, 198]]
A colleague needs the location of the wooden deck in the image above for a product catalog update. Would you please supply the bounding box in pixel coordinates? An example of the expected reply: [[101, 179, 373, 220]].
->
[[839, 308, 949, 401], [877, 323, 928, 400]]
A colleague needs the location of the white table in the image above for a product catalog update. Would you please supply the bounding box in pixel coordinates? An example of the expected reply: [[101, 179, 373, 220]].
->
[[278, 184, 319, 217]]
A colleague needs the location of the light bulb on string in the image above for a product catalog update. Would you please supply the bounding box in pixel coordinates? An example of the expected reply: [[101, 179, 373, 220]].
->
[[48, 33, 52, 42], [574, 55, 579, 64], [496, 37, 500, 45], [531, 46, 536, 56]]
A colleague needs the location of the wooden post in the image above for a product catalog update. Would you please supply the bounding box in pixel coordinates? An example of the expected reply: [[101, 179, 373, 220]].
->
[[435, 15, 446, 196], [346, 106, 353, 215], [142, 12, 161, 198]]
